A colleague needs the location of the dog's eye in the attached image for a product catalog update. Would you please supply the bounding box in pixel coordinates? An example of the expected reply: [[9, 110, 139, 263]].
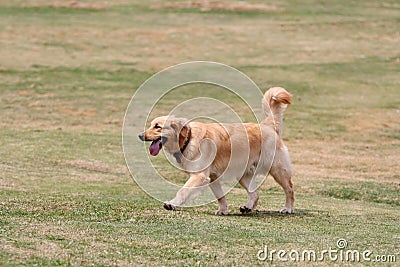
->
[[154, 124, 161, 129]]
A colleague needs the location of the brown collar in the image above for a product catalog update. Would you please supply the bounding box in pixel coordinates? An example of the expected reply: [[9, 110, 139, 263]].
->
[[180, 125, 191, 154]]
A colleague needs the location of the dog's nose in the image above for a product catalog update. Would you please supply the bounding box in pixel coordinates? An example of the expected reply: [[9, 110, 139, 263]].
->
[[138, 133, 145, 141]]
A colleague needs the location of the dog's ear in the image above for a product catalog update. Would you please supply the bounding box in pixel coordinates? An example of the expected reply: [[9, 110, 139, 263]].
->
[[170, 118, 189, 148], [178, 123, 189, 149]]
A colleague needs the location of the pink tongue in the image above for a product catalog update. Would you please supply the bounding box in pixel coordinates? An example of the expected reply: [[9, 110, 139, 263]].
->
[[149, 140, 162, 156]]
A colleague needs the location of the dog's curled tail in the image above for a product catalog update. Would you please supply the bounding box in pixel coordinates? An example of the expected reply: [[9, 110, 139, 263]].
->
[[262, 87, 292, 136]]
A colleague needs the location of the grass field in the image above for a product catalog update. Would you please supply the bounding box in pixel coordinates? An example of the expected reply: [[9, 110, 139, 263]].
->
[[1, 0, 399, 266]]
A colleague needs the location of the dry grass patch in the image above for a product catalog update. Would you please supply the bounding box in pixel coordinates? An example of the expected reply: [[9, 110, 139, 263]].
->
[[60, 160, 128, 176], [343, 108, 400, 137], [291, 138, 400, 184], [46, 1, 108, 11], [152, 0, 281, 13]]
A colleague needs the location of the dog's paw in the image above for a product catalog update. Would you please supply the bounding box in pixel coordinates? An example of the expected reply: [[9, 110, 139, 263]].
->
[[279, 207, 294, 214], [215, 209, 229, 216], [239, 206, 252, 213], [163, 202, 177, 211]]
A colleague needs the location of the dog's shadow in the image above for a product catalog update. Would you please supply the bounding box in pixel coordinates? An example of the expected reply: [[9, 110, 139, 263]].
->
[[218, 209, 328, 218]]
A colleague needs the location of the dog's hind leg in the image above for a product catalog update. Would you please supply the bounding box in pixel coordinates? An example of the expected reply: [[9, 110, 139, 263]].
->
[[238, 175, 259, 213], [163, 173, 210, 211], [209, 180, 228, 215], [270, 155, 294, 213]]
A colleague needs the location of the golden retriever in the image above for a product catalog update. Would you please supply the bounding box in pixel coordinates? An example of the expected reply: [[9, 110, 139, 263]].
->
[[138, 87, 294, 215]]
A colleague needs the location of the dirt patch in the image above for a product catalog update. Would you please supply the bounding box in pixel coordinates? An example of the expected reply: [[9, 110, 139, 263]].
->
[[152, 1, 281, 12], [342, 109, 400, 137], [46, 1, 107, 11], [363, 2, 400, 9], [290, 137, 400, 186], [16, 90, 54, 98], [60, 107, 97, 117], [62, 160, 114, 173], [16, 90, 35, 96], [61, 160, 127, 175]]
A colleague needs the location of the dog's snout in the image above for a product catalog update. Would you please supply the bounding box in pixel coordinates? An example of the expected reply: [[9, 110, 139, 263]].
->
[[138, 133, 145, 141]]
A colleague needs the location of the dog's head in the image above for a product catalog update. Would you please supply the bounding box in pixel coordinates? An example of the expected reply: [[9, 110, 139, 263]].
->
[[138, 116, 190, 156]]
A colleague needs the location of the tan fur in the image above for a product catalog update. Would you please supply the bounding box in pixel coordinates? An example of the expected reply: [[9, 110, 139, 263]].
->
[[140, 87, 294, 215]]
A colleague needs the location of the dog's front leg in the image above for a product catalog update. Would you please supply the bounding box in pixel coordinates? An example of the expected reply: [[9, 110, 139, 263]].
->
[[209, 180, 228, 215], [163, 173, 210, 211]]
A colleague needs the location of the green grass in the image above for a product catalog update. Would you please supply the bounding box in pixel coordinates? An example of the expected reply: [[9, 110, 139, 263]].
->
[[1, 0, 399, 266], [321, 182, 400, 206]]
